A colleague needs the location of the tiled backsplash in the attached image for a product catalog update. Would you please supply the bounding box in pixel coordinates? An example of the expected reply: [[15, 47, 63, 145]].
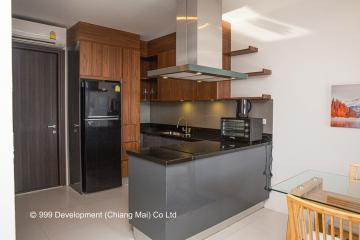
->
[[143, 100, 273, 134]]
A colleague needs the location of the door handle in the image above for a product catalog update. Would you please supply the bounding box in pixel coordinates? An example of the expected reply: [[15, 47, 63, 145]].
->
[[48, 124, 57, 134], [73, 124, 80, 133]]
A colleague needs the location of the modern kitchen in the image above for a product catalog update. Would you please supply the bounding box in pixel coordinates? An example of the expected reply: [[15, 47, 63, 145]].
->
[[4, 0, 360, 239]]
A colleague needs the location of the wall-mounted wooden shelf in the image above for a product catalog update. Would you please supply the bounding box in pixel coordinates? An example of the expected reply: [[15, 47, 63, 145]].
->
[[246, 69, 272, 77], [141, 94, 272, 102], [221, 94, 272, 101], [227, 46, 258, 56]]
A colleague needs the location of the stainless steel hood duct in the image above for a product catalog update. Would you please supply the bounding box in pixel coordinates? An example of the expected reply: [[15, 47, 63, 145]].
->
[[147, 0, 248, 82]]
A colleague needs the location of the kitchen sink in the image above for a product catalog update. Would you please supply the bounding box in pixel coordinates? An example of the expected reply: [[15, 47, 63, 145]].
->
[[160, 131, 187, 137]]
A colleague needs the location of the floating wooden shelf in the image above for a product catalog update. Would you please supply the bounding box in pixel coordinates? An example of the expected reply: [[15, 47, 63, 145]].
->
[[227, 46, 258, 56], [246, 69, 272, 77], [141, 94, 272, 102], [221, 94, 272, 101]]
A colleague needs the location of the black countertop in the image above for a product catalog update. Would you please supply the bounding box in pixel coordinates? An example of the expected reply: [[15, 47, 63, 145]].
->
[[127, 123, 272, 165]]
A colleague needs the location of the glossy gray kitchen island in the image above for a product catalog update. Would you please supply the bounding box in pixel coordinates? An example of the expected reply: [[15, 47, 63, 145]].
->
[[128, 140, 272, 240]]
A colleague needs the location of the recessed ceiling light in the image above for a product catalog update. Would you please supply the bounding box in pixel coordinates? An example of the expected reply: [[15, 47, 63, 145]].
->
[[196, 72, 202, 75], [162, 76, 168, 79], [197, 80, 202, 83], [230, 77, 236, 80]]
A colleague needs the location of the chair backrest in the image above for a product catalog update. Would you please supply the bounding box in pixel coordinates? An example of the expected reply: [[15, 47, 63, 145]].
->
[[349, 163, 360, 181], [287, 194, 360, 240]]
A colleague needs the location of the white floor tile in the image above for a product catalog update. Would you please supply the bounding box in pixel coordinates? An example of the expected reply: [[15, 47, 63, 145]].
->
[[15, 181, 287, 240]]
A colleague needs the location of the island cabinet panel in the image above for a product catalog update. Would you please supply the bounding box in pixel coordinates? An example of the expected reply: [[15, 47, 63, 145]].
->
[[128, 143, 272, 240]]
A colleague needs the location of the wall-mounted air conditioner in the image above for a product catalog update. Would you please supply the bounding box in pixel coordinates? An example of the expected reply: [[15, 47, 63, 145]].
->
[[12, 18, 66, 49]]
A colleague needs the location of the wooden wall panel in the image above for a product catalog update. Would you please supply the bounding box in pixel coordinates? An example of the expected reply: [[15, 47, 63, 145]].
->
[[114, 48, 123, 80], [68, 22, 140, 49], [79, 41, 92, 76], [147, 33, 176, 56], [102, 45, 123, 80], [130, 50, 141, 124], [122, 48, 140, 124], [91, 42, 103, 77], [195, 82, 218, 100], [102, 45, 116, 79], [216, 80, 231, 99], [222, 21, 231, 70], [157, 49, 176, 68], [122, 124, 140, 143], [140, 40, 148, 57]]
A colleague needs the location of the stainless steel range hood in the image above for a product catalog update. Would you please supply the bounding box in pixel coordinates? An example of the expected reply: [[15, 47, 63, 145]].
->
[[147, 0, 248, 82]]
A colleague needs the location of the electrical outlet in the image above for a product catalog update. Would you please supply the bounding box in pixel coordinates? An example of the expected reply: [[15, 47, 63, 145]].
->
[[262, 118, 267, 125]]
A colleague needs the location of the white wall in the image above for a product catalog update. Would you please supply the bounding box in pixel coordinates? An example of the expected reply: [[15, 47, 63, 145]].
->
[[223, 0, 360, 213], [0, 0, 16, 238]]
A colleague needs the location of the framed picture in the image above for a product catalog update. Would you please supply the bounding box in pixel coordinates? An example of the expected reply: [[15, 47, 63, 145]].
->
[[331, 84, 360, 128]]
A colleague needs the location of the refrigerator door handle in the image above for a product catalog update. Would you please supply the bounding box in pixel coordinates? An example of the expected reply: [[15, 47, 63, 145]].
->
[[87, 115, 119, 119]]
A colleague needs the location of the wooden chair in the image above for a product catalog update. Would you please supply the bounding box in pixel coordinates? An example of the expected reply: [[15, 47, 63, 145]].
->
[[287, 194, 360, 240], [349, 164, 360, 181]]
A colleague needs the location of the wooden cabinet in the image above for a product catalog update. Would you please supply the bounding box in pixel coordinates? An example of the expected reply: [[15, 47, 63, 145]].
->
[[121, 48, 140, 177], [68, 22, 141, 177], [79, 41, 92, 76], [157, 49, 176, 68], [195, 81, 217, 100], [158, 78, 195, 101], [79, 40, 122, 80], [102, 45, 122, 80]]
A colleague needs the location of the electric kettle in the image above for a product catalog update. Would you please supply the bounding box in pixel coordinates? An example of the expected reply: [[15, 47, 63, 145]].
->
[[236, 99, 252, 118]]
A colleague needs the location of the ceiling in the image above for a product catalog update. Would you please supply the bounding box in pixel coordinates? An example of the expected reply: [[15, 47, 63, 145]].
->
[[12, 0, 307, 42], [12, 0, 178, 40]]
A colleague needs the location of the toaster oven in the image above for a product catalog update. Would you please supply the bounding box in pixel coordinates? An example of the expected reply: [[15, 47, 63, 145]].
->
[[220, 117, 263, 142]]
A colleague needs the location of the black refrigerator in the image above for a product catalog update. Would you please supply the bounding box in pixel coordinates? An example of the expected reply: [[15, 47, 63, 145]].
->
[[68, 43, 122, 194], [80, 80, 122, 193]]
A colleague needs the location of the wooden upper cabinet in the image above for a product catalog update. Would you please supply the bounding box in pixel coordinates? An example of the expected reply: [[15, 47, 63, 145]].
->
[[102, 45, 122, 80], [79, 41, 123, 80], [79, 41, 92, 76], [157, 49, 176, 68], [195, 82, 218, 100], [91, 42, 103, 77], [158, 78, 195, 101]]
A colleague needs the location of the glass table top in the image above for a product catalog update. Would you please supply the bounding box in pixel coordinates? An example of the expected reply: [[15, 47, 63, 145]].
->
[[271, 170, 360, 214]]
